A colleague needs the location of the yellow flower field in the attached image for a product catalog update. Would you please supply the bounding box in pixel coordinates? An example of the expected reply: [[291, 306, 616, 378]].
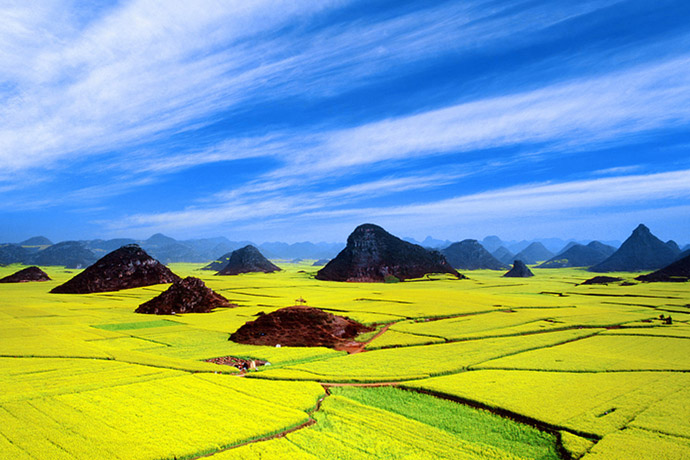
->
[[0, 262, 688, 459]]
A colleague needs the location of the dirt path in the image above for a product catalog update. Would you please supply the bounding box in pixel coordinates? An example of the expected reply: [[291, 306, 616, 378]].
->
[[336, 323, 394, 354]]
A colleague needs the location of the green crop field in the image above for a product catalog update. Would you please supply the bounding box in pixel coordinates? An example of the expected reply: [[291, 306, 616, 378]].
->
[[1, 262, 689, 459]]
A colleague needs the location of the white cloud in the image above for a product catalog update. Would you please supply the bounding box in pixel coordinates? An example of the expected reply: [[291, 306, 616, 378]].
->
[[0, 0, 623, 178], [264, 55, 690, 178], [103, 168, 690, 239]]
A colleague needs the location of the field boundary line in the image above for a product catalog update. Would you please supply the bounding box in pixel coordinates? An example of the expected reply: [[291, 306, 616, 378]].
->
[[468, 366, 690, 373], [187, 390, 329, 460]]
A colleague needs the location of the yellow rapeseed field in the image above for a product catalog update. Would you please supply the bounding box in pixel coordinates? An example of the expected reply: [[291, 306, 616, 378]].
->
[[0, 262, 688, 459]]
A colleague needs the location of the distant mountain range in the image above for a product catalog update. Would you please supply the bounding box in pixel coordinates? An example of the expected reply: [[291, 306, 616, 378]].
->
[[537, 241, 616, 268], [1, 226, 686, 270], [0, 233, 343, 267]]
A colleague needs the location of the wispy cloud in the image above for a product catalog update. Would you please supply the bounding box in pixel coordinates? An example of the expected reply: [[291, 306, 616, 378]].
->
[[116, 50, 690, 186], [104, 168, 690, 239], [101, 169, 468, 232], [0, 0, 623, 178], [264, 55, 690, 178]]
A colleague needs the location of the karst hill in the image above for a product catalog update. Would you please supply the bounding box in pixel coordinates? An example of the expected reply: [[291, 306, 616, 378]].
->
[[50, 245, 180, 294], [538, 241, 616, 268], [214, 245, 281, 275], [441, 239, 508, 270], [589, 224, 678, 272], [315, 223, 463, 282], [503, 260, 534, 278], [136, 276, 235, 314]]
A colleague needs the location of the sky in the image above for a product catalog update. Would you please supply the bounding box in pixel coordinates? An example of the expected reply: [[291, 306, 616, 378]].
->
[[1, 0, 690, 245]]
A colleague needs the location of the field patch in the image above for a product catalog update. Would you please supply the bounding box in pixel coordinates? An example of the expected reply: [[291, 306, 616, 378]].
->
[[581, 428, 690, 460], [253, 328, 600, 382], [476, 334, 690, 371], [286, 395, 531, 460], [328, 386, 561, 460]]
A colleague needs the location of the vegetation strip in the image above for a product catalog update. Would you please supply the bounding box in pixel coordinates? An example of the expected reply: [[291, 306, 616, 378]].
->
[[397, 385, 601, 442]]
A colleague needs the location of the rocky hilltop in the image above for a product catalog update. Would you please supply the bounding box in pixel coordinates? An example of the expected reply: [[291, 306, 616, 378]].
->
[[229, 306, 373, 348], [538, 241, 616, 268], [136, 277, 235, 314], [503, 260, 534, 278], [50, 245, 180, 294], [215, 245, 280, 275], [636, 254, 690, 283], [0, 266, 51, 283], [315, 224, 463, 282], [441, 239, 508, 270], [589, 224, 678, 272]]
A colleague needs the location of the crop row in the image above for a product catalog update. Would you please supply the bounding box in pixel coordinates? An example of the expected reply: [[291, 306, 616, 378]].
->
[[254, 328, 600, 382]]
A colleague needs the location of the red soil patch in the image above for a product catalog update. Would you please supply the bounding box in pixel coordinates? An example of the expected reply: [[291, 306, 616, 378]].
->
[[229, 306, 374, 348]]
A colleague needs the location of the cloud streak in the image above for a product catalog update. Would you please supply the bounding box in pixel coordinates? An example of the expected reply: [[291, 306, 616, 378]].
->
[[105, 168, 690, 240], [267, 55, 690, 178], [0, 0, 623, 177]]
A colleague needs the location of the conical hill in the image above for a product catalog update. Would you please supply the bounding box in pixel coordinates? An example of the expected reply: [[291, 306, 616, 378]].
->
[[441, 239, 508, 270], [50, 245, 180, 294], [136, 277, 235, 314], [503, 260, 534, 278], [589, 224, 678, 272], [315, 223, 463, 282], [215, 245, 280, 275]]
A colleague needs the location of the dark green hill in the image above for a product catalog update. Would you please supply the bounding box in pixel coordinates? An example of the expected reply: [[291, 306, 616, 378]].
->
[[589, 224, 678, 272], [492, 246, 515, 265], [31, 241, 97, 269], [538, 241, 616, 268], [442, 239, 508, 270], [514, 242, 553, 264], [636, 254, 690, 282], [503, 260, 534, 278], [0, 244, 30, 265]]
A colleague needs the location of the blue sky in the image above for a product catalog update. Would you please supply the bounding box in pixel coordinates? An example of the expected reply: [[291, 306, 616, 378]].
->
[[1, 0, 689, 244]]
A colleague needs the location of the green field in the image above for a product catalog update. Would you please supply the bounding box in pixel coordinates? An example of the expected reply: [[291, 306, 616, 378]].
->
[[1, 262, 689, 459]]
